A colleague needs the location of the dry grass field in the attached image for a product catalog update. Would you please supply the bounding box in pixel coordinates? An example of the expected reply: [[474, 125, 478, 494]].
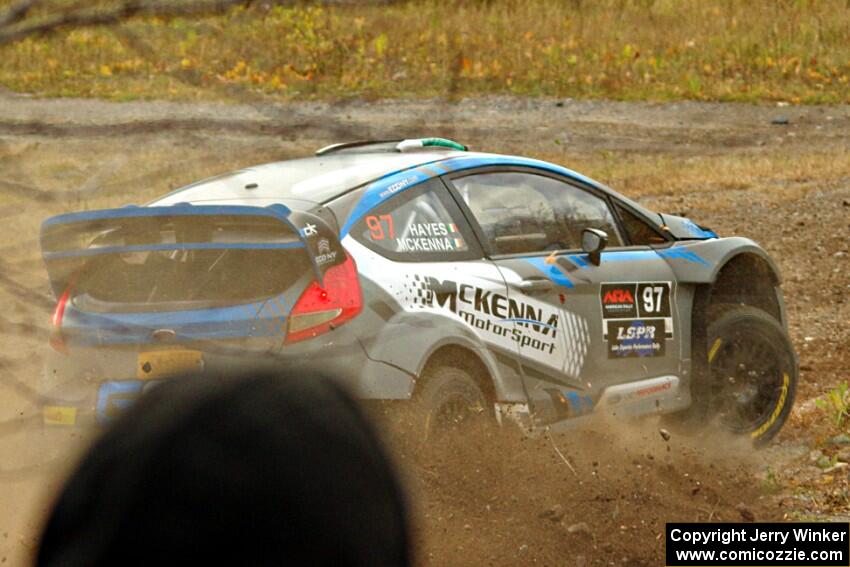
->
[[1, 0, 849, 103]]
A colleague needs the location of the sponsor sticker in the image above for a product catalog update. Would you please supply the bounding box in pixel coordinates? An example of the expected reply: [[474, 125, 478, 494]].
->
[[601, 281, 674, 340], [600, 283, 637, 318], [606, 319, 665, 358], [406, 275, 560, 355], [300, 223, 317, 238], [600, 282, 671, 319], [314, 237, 338, 266], [378, 176, 417, 199], [636, 282, 671, 317]]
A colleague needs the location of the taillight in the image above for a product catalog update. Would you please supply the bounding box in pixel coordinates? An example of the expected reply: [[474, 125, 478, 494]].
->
[[49, 287, 72, 355], [285, 254, 363, 344]]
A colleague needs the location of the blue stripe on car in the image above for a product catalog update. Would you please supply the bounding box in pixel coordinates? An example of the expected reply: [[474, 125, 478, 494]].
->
[[681, 219, 717, 239], [521, 257, 574, 288], [658, 248, 708, 265], [564, 249, 707, 268], [498, 318, 559, 331]]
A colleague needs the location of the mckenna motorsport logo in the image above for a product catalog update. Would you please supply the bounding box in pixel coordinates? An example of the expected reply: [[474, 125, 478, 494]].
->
[[407, 275, 559, 354]]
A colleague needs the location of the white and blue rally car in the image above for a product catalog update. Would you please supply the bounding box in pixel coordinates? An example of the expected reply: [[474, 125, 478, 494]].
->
[[39, 138, 797, 443]]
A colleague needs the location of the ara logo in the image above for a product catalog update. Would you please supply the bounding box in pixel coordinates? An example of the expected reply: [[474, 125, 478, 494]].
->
[[603, 289, 634, 304], [406, 275, 561, 355], [600, 283, 637, 318]]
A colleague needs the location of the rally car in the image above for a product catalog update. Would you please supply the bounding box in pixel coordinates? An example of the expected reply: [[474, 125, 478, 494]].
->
[[39, 138, 798, 443]]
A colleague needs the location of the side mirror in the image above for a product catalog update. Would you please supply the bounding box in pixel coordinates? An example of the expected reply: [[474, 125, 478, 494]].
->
[[581, 228, 608, 265]]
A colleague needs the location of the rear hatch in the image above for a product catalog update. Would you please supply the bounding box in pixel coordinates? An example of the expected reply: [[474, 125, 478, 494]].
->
[[41, 203, 354, 353]]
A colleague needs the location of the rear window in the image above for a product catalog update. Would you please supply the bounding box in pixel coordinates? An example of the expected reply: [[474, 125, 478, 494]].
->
[[44, 213, 312, 312], [73, 248, 311, 312]]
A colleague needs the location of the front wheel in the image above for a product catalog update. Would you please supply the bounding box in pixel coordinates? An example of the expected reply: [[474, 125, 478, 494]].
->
[[672, 305, 798, 446]]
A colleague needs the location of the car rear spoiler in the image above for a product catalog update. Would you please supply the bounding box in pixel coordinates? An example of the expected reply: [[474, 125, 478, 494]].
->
[[40, 203, 345, 296]]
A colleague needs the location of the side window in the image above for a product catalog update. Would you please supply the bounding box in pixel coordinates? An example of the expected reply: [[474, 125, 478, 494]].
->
[[451, 171, 623, 255], [614, 203, 668, 245], [351, 180, 479, 262]]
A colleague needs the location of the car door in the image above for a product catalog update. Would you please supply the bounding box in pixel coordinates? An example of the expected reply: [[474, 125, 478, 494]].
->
[[445, 168, 681, 425], [344, 177, 528, 403]]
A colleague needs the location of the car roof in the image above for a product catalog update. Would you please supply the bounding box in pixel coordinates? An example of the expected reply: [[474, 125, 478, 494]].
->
[[151, 145, 661, 227], [152, 150, 465, 206]]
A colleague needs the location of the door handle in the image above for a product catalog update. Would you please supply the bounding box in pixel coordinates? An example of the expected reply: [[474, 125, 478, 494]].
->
[[514, 278, 555, 293]]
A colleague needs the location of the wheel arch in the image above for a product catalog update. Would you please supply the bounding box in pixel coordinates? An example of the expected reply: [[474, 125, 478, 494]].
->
[[415, 339, 499, 404], [709, 252, 783, 319], [670, 241, 788, 410], [689, 249, 786, 373], [664, 239, 786, 327]]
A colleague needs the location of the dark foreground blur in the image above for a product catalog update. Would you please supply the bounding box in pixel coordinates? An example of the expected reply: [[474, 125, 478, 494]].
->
[[35, 372, 411, 567]]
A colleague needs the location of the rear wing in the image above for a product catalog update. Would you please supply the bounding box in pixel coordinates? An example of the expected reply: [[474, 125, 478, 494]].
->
[[40, 203, 345, 296]]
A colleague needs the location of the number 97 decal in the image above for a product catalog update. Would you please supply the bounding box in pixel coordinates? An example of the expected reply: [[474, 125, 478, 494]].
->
[[365, 214, 395, 241], [637, 282, 671, 317]]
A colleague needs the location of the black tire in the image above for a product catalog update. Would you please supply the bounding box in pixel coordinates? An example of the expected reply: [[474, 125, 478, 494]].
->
[[671, 304, 797, 446], [415, 366, 490, 440]]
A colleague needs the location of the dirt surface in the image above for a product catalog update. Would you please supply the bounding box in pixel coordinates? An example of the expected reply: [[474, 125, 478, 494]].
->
[[0, 92, 848, 566]]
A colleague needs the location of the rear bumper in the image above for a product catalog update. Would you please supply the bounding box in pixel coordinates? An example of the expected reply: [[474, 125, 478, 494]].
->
[[40, 337, 416, 427]]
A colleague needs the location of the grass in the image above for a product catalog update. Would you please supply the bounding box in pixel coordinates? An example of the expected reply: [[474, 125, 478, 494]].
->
[[1, 0, 849, 104], [531, 148, 850, 211], [816, 383, 850, 430]]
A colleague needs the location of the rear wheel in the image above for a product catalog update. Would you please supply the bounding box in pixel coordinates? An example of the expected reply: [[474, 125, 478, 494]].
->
[[415, 366, 490, 440], [673, 304, 797, 445]]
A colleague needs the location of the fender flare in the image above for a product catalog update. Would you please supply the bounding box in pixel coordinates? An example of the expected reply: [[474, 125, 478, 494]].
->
[[707, 245, 783, 286], [364, 311, 524, 402], [663, 237, 782, 285]]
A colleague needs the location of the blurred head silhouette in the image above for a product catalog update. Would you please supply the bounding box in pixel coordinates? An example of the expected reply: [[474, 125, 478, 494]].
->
[[36, 371, 411, 567]]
